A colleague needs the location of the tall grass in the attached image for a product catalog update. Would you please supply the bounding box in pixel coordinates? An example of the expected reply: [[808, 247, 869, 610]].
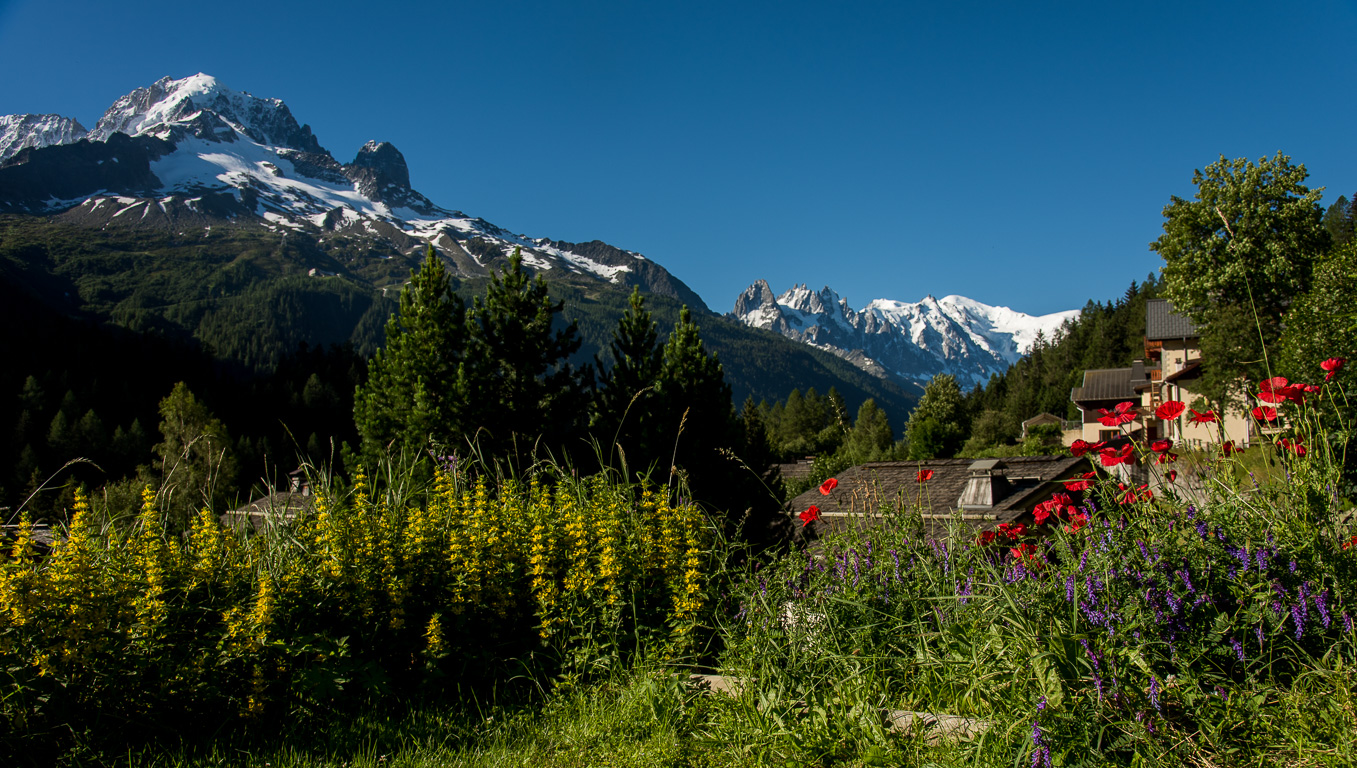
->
[[715, 383, 1356, 766]]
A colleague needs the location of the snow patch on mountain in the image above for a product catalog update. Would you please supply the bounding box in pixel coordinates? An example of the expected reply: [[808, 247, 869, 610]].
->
[[732, 280, 1079, 389]]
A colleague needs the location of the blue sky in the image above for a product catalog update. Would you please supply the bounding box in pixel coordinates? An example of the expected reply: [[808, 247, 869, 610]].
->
[[3, 1, 1355, 316]]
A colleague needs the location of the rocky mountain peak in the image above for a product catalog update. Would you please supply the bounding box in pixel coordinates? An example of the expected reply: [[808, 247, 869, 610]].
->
[[89, 73, 323, 153], [732, 278, 778, 317], [345, 140, 412, 201], [0, 114, 88, 165]]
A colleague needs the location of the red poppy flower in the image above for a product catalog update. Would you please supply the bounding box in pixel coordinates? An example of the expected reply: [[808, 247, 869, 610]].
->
[[1276, 437, 1307, 456], [1063, 478, 1093, 492], [1343, 534, 1357, 551], [1155, 401, 1186, 420], [1166, 469, 1178, 483], [1188, 409, 1217, 424], [1151, 438, 1173, 453], [799, 506, 822, 526], [1156, 451, 1178, 465], [818, 478, 838, 496], [1081, 471, 1096, 479], [1010, 542, 1040, 560], [1064, 512, 1090, 533], [1097, 401, 1139, 427], [1252, 405, 1278, 422], [1222, 441, 1239, 456], [1257, 377, 1305, 405], [1033, 505, 1052, 525], [977, 530, 997, 546], [1070, 439, 1092, 457], [1099, 443, 1135, 467], [916, 469, 934, 483], [1321, 357, 1346, 382], [998, 522, 1028, 540], [1117, 483, 1151, 505]]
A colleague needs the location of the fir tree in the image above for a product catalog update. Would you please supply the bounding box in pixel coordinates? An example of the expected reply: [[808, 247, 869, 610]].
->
[[593, 287, 664, 474], [155, 382, 237, 526], [462, 247, 590, 463], [353, 245, 466, 467]]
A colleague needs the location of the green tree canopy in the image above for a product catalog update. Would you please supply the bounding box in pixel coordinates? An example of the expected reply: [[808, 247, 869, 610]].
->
[[841, 398, 894, 462], [906, 373, 967, 460], [592, 287, 664, 473], [155, 381, 237, 525], [1151, 152, 1329, 401]]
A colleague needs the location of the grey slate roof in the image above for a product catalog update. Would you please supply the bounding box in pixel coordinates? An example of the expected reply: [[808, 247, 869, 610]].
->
[[1145, 299, 1199, 341], [1070, 368, 1140, 402], [790, 455, 1085, 542]]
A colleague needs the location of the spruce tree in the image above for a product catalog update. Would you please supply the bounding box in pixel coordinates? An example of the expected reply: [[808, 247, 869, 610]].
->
[[353, 245, 466, 467], [654, 306, 782, 540], [462, 247, 590, 462], [155, 381, 237, 526], [905, 373, 967, 459], [593, 287, 664, 474]]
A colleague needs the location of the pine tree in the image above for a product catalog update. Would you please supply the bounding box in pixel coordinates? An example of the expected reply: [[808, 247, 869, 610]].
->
[[842, 399, 894, 461], [593, 287, 664, 473], [657, 306, 780, 538], [462, 247, 590, 462], [353, 245, 466, 466], [155, 382, 237, 526]]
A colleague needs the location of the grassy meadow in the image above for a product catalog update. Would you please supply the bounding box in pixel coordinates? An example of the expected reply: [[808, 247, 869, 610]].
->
[[2, 380, 1355, 767]]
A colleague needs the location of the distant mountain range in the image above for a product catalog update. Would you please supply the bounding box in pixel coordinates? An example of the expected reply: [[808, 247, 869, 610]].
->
[[0, 73, 923, 422], [731, 280, 1080, 391]]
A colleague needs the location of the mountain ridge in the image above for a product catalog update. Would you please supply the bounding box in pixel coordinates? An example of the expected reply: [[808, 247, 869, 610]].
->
[[0, 72, 709, 311], [731, 279, 1080, 391]]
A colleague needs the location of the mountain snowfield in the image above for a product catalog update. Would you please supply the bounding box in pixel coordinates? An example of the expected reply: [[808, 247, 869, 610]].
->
[[0, 73, 689, 300], [731, 280, 1080, 390]]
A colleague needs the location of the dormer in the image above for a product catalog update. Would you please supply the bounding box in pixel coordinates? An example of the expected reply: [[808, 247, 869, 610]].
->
[[958, 459, 1012, 510]]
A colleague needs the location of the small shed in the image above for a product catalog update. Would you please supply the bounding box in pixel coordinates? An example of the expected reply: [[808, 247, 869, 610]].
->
[[221, 469, 315, 534], [1020, 412, 1064, 439]]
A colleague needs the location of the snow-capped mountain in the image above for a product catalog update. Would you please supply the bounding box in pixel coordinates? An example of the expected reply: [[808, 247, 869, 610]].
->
[[0, 114, 88, 163], [0, 74, 705, 308], [732, 280, 1079, 390]]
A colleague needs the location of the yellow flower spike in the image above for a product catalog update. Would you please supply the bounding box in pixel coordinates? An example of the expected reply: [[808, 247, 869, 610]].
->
[[424, 612, 447, 658]]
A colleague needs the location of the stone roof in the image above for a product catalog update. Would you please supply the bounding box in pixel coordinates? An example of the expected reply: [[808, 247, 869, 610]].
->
[[1071, 367, 1141, 402], [0, 523, 58, 555], [789, 455, 1085, 542], [1145, 299, 1199, 341]]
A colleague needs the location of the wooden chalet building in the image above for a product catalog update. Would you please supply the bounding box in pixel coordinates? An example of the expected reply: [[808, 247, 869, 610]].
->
[[1070, 299, 1253, 452]]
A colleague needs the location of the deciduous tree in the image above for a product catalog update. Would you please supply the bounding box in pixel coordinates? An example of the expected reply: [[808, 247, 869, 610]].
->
[[1151, 153, 1329, 401]]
